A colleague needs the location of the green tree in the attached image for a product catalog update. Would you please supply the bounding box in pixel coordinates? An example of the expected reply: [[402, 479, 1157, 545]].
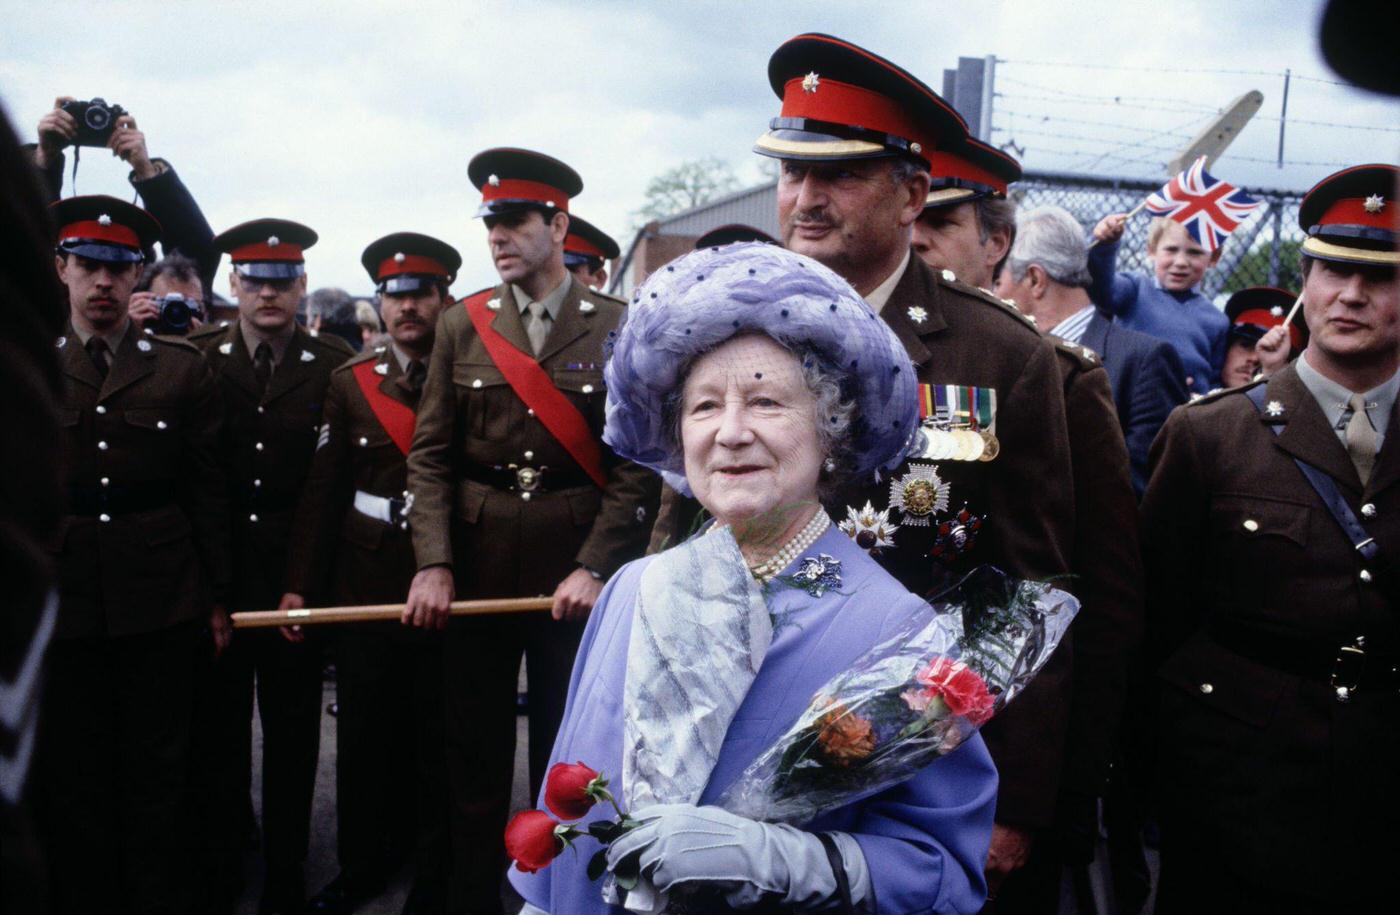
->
[[633, 157, 742, 225], [1220, 238, 1303, 295]]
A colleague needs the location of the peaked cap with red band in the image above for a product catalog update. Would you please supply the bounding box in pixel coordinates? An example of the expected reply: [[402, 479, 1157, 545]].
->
[[563, 214, 620, 266], [755, 33, 969, 168], [361, 231, 462, 294], [925, 137, 1023, 208], [1224, 286, 1306, 351], [214, 218, 318, 280], [468, 147, 583, 219], [1298, 164, 1399, 266], [51, 195, 161, 264], [694, 223, 778, 249]]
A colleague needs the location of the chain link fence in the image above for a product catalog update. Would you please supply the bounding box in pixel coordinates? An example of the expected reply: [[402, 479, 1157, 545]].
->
[[1015, 169, 1307, 301]]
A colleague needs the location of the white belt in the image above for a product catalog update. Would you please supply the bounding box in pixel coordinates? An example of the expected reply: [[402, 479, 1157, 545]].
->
[[353, 490, 412, 529]]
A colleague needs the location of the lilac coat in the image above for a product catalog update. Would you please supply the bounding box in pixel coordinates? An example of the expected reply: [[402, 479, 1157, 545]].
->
[[509, 525, 998, 914]]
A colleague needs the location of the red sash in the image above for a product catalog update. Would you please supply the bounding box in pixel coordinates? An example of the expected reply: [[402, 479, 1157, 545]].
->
[[351, 359, 416, 456], [464, 289, 608, 489]]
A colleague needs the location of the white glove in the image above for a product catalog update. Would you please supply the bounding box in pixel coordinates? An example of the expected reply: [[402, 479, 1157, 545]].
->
[[605, 803, 869, 909]]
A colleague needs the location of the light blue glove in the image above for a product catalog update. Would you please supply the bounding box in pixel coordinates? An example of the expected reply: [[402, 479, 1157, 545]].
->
[[605, 803, 869, 909]]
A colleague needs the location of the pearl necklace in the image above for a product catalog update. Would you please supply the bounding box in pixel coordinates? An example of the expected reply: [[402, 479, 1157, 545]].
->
[[744, 510, 831, 583]]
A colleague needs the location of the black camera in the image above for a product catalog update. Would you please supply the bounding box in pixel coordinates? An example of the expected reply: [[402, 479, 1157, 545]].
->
[[60, 98, 127, 147], [149, 295, 204, 336]]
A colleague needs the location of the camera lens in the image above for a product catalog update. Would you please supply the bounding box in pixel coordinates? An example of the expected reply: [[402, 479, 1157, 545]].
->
[[160, 296, 194, 332], [85, 105, 111, 131]]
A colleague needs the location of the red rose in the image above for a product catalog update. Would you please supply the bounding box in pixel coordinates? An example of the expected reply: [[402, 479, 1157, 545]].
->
[[504, 809, 564, 873], [545, 761, 603, 819], [915, 657, 996, 726]]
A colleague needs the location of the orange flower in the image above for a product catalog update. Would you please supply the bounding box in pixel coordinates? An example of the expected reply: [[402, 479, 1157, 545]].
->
[[815, 701, 876, 767]]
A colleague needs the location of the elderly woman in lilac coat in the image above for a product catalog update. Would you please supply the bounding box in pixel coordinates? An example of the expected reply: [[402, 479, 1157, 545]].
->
[[510, 243, 997, 913]]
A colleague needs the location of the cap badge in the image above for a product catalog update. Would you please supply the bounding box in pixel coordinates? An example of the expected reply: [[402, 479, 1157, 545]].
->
[[96, 214, 112, 226], [889, 465, 950, 527], [801, 71, 820, 93], [1265, 400, 1285, 418], [267, 235, 280, 247], [488, 174, 501, 187], [374, 362, 389, 376], [1270, 305, 1284, 317], [838, 500, 899, 554], [579, 301, 596, 314], [218, 341, 233, 355], [910, 142, 923, 155], [137, 339, 152, 352], [1364, 194, 1386, 214], [394, 252, 406, 263], [300, 349, 316, 363], [907, 306, 928, 324]]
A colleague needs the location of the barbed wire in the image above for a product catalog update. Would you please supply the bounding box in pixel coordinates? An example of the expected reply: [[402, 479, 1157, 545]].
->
[[997, 91, 1223, 117], [996, 107, 1201, 140], [992, 123, 1180, 156], [998, 57, 1348, 87]]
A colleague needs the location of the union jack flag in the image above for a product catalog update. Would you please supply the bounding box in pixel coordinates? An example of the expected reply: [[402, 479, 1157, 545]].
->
[[1143, 156, 1262, 252]]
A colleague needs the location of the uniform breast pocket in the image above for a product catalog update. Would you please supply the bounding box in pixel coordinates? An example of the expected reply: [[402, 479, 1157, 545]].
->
[[1210, 493, 1311, 612], [553, 369, 606, 426], [452, 361, 510, 440], [123, 409, 181, 460]]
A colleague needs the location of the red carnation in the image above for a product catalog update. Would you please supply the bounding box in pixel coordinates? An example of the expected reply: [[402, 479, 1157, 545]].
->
[[505, 809, 567, 873], [913, 657, 996, 726], [545, 761, 610, 820]]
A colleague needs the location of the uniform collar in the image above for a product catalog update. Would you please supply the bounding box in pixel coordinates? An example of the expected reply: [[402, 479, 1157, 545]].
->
[[70, 317, 131, 352], [1296, 350, 1400, 443], [389, 341, 427, 373], [863, 248, 912, 315], [512, 276, 570, 321], [239, 318, 296, 365]]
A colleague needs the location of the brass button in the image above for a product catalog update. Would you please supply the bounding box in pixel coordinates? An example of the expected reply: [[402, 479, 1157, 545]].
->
[[99, 513, 111, 523], [472, 379, 483, 389], [156, 420, 168, 430], [100, 477, 110, 487], [98, 440, 109, 451], [96, 405, 107, 414], [1362, 503, 1377, 519], [258, 406, 266, 414], [249, 513, 259, 523], [1360, 569, 1374, 583], [1242, 519, 1259, 532], [581, 384, 594, 394], [358, 436, 369, 447], [524, 450, 534, 461], [527, 408, 536, 417], [253, 479, 262, 488], [1199, 683, 1214, 695], [255, 442, 265, 452], [520, 491, 532, 502]]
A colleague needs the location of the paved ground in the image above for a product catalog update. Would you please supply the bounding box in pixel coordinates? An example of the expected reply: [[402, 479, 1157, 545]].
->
[[233, 670, 529, 915]]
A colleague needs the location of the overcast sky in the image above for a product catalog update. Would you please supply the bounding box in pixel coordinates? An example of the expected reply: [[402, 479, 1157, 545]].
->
[[3, 0, 1396, 294]]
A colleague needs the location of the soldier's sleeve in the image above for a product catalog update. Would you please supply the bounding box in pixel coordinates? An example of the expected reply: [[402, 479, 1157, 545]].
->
[[283, 375, 353, 601], [1057, 365, 1145, 801], [575, 453, 661, 579], [406, 312, 459, 570], [1140, 404, 1212, 666], [976, 337, 1076, 830], [1124, 341, 1189, 496], [646, 484, 708, 555], [179, 352, 232, 605]]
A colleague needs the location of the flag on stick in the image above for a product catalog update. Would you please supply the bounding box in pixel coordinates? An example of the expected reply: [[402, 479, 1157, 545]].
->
[[1143, 156, 1262, 252]]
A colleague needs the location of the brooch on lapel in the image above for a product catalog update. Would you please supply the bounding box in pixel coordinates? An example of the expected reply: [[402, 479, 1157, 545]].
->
[[839, 501, 899, 554], [300, 350, 316, 363], [783, 553, 843, 598]]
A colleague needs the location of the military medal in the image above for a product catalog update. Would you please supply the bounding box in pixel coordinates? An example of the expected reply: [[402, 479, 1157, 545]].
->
[[930, 506, 985, 563], [978, 431, 1000, 461], [916, 384, 999, 462], [889, 465, 950, 526], [839, 500, 899, 553]]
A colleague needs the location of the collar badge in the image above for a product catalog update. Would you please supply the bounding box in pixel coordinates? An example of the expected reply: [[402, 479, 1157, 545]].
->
[[579, 301, 596, 314], [137, 339, 152, 352], [218, 341, 233, 355], [1265, 400, 1285, 418], [907, 306, 928, 324], [374, 362, 389, 376], [300, 349, 316, 363]]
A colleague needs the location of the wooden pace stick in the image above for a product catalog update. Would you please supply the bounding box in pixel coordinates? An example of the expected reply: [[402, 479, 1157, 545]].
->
[[231, 596, 555, 629]]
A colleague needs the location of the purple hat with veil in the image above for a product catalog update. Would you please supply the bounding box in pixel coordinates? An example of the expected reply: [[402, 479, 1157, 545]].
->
[[603, 242, 917, 493]]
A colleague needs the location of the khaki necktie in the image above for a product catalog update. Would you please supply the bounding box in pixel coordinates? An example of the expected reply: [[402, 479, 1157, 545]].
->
[[526, 302, 552, 356], [405, 359, 426, 393], [254, 342, 274, 395], [1346, 393, 1378, 485]]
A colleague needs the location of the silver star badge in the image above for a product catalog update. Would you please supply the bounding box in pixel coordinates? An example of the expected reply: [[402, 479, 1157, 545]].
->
[[374, 362, 388, 376], [579, 301, 596, 314], [218, 341, 233, 355], [137, 339, 152, 352], [907, 306, 928, 324], [802, 71, 820, 93], [98, 214, 112, 226], [1270, 305, 1284, 317], [1364, 194, 1385, 214], [300, 350, 316, 363], [267, 235, 280, 247], [488, 174, 500, 187], [1265, 400, 1284, 418]]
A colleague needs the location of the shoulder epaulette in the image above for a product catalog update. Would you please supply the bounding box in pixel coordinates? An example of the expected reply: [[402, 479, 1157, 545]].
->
[[309, 332, 356, 357], [935, 268, 1041, 332], [187, 322, 227, 341], [334, 347, 382, 373], [147, 332, 202, 354], [589, 288, 628, 307], [1187, 377, 1266, 406], [1051, 338, 1100, 371]]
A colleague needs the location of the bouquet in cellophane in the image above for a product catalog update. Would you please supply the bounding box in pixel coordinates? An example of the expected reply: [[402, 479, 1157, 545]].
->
[[717, 565, 1077, 825]]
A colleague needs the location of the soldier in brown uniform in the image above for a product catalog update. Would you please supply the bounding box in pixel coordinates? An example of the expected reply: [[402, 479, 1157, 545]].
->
[[749, 34, 1077, 902], [1143, 165, 1400, 912], [282, 233, 459, 915], [189, 219, 355, 914], [916, 143, 1144, 910], [403, 149, 658, 911], [37, 195, 231, 913], [562, 213, 619, 291]]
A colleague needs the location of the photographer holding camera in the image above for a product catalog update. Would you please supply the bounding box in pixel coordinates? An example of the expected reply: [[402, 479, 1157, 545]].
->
[[131, 253, 207, 336], [30, 95, 221, 296]]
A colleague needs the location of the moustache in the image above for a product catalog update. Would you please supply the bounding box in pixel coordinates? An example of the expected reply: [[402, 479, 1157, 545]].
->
[[790, 210, 836, 228]]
